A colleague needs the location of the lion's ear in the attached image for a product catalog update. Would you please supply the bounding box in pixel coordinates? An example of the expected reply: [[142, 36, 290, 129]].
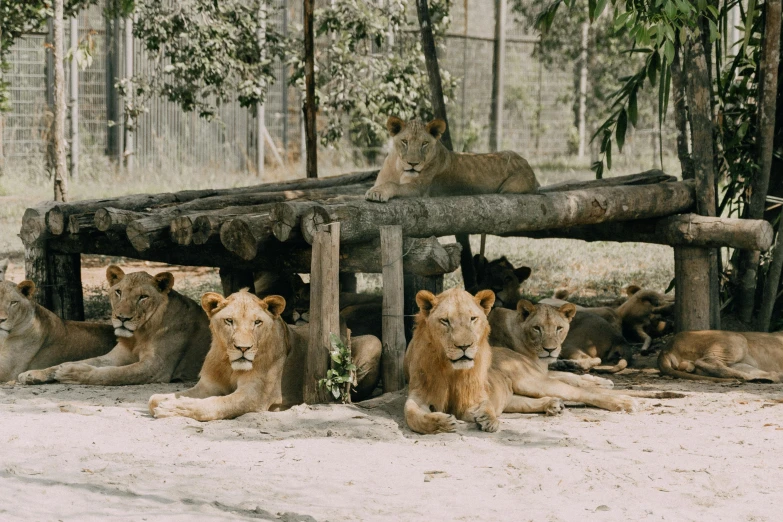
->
[[106, 265, 125, 286], [416, 290, 437, 316], [17, 280, 36, 299], [514, 266, 532, 283], [264, 295, 286, 318], [201, 292, 225, 316], [154, 272, 175, 294], [626, 285, 641, 296], [558, 303, 577, 322], [517, 299, 536, 321], [474, 289, 495, 316], [426, 119, 446, 140], [387, 116, 406, 136]]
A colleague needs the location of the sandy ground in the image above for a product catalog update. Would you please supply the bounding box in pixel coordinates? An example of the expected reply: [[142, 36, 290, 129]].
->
[[1, 370, 782, 521]]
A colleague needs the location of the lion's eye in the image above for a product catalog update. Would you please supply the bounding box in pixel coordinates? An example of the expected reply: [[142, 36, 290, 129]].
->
[[115, 290, 122, 298], [534, 326, 542, 334], [254, 319, 263, 326], [556, 327, 563, 333], [9, 301, 18, 307], [440, 318, 450, 327], [225, 318, 234, 326], [470, 316, 477, 322], [138, 295, 148, 302], [421, 142, 428, 149], [401, 140, 408, 147]]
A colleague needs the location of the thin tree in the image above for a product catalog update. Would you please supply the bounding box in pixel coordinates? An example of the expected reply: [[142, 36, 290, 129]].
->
[[303, 0, 317, 178], [52, 0, 68, 202]]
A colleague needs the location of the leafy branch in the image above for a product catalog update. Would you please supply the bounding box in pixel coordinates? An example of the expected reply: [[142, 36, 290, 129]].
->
[[318, 333, 357, 404]]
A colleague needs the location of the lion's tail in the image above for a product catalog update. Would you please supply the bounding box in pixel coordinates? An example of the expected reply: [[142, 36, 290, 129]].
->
[[657, 347, 735, 383], [592, 358, 628, 374]]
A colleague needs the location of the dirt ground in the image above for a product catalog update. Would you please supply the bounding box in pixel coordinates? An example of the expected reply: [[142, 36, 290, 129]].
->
[[1, 371, 782, 521]]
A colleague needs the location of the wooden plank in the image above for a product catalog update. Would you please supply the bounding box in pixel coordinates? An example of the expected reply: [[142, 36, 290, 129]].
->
[[304, 223, 340, 403], [380, 226, 406, 393], [48, 252, 84, 320]]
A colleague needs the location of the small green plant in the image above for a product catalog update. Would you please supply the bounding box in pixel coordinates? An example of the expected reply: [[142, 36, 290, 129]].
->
[[318, 333, 357, 404]]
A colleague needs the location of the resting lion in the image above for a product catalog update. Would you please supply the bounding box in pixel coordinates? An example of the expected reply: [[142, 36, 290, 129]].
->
[[404, 288, 565, 435], [549, 312, 633, 374], [488, 300, 679, 412], [0, 280, 116, 382], [658, 330, 783, 382], [365, 116, 539, 202], [18, 265, 211, 386], [0, 258, 8, 282], [149, 290, 382, 421], [471, 255, 531, 309]]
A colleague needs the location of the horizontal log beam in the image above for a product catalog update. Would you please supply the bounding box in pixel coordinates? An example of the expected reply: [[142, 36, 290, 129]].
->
[[301, 181, 697, 244], [519, 214, 774, 251], [537, 170, 677, 193]]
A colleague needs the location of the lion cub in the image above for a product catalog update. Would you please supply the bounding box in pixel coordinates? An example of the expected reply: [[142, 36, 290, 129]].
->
[[149, 290, 382, 421], [659, 330, 783, 382], [404, 288, 564, 435], [18, 265, 211, 386], [365, 116, 539, 202]]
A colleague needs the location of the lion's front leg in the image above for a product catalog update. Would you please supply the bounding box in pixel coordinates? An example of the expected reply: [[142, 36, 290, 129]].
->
[[467, 399, 499, 432], [365, 182, 425, 202], [17, 366, 58, 385], [404, 393, 457, 435], [549, 370, 614, 389], [152, 389, 258, 421]]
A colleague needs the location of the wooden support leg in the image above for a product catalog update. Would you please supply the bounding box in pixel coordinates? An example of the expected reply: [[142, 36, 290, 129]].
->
[[403, 273, 443, 341], [304, 222, 340, 404], [219, 267, 255, 297], [674, 246, 711, 332], [48, 252, 84, 321], [25, 240, 52, 310], [380, 226, 406, 393]]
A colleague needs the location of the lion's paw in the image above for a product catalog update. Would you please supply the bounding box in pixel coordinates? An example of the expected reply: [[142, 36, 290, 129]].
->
[[148, 393, 176, 415], [475, 412, 500, 433], [152, 397, 209, 421], [581, 374, 615, 389], [364, 187, 391, 203], [544, 398, 565, 416], [53, 363, 94, 384], [17, 369, 54, 385], [611, 395, 639, 413], [424, 412, 457, 434]]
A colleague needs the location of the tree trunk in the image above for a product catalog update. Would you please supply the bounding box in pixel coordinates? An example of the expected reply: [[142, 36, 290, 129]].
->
[[300, 181, 696, 244], [489, 0, 506, 152], [671, 38, 693, 179], [52, 0, 68, 202], [271, 201, 324, 241], [303, 0, 317, 178], [683, 33, 720, 330], [69, 15, 79, 182], [577, 20, 589, 159], [752, 0, 783, 331], [219, 212, 273, 261]]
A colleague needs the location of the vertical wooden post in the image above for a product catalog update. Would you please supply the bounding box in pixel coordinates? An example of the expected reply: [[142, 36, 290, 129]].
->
[[303, 0, 318, 178], [124, 16, 134, 172], [380, 226, 406, 393], [256, 4, 267, 178], [25, 242, 51, 310], [219, 267, 255, 297], [48, 252, 84, 321], [403, 274, 443, 341], [304, 222, 340, 403], [674, 246, 711, 332], [488, 0, 506, 152], [70, 15, 79, 181]]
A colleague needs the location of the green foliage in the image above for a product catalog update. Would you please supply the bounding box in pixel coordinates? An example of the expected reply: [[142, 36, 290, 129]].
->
[[318, 333, 357, 403], [289, 0, 456, 158]]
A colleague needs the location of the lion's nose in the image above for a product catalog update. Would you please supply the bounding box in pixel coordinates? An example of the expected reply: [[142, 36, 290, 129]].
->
[[408, 162, 419, 167], [234, 344, 252, 353], [454, 343, 472, 350], [116, 315, 131, 322], [543, 347, 557, 354]]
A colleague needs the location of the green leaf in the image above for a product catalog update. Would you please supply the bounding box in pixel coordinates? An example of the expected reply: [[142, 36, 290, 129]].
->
[[331, 387, 341, 399], [616, 109, 627, 152], [591, 160, 604, 180], [647, 51, 659, 86], [605, 138, 612, 170], [664, 40, 675, 66], [665, 278, 676, 293], [593, 0, 608, 22], [628, 89, 638, 126], [588, 0, 597, 22]]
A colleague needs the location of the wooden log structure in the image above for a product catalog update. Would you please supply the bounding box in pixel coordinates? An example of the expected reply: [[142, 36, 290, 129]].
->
[[380, 226, 406, 393], [301, 181, 697, 244]]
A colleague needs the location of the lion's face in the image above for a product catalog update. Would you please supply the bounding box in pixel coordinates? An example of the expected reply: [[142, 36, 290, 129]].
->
[[201, 290, 286, 371], [473, 255, 532, 309], [417, 288, 495, 370], [0, 281, 36, 338], [620, 285, 674, 323], [387, 116, 446, 179], [517, 300, 576, 364], [106, 265, 174, 338], [0, 258, 8, 282]]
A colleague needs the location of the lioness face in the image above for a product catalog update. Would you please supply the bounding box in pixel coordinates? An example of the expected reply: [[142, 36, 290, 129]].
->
[[417, 288, 494, 370], [473, 255, 532, 309], [201, 290, 286, 372], [0, 281, 36, 338], [0, 258, 8, 282], [107, 265, 173, 338], [621, 285, 675, 323], [517, 300, 575, 363], [387, 116, 446, 178]]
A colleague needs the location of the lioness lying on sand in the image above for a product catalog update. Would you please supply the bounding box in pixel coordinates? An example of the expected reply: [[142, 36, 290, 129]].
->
[[365, 116, 539, 202], [149, 290, 382, 421], [658, 330, 783, 382], [18, 265, 211, 385], [0, 280, 116, 382], [550, 311, 633, 374]]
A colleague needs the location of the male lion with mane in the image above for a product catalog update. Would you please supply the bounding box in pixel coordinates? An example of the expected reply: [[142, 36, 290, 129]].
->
[[18, 265, 210, 385], [365, 116, 539, 202], [149, 290, 382, 421], [404, 288, 565, 435], [0, 280, 116, 382], [658, 330, 783, 382]]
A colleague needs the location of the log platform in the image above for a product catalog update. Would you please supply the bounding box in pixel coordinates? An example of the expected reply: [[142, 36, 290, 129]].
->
[[19, 169, 774, 401]]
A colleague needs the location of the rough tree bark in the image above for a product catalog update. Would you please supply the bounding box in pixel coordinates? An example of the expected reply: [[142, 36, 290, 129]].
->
[[303, 0, 317, 178], [52, 0, 68, 202], [671, 38, 693, 180]]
